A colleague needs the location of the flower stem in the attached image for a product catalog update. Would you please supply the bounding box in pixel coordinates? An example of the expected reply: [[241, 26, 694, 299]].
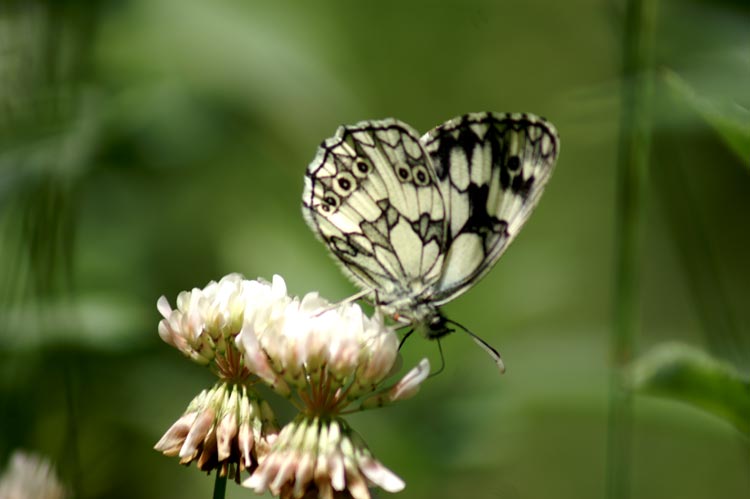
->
[[607, 0, 658, 497], [212, 473, 227, 499]]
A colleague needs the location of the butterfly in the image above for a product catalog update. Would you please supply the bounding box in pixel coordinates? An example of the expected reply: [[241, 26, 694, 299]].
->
[[302, 112, 559, 371]]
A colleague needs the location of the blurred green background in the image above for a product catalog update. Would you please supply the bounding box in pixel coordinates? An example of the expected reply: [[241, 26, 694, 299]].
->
[[1, 0, 748, 498]]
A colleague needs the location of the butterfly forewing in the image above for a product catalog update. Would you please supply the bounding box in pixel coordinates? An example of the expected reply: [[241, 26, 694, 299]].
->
[[420, 112, 560, 304], [303, 119, 449, 302]]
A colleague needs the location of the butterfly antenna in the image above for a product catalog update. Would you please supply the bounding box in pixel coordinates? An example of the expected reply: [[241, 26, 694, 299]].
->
[[428, 338, 446, 378], [446, 319, 505, 373]]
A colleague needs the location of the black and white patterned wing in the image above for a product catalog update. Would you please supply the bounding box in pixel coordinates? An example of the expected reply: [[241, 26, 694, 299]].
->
[[302, 119, 448, 301], [421, 112, 560, 304]]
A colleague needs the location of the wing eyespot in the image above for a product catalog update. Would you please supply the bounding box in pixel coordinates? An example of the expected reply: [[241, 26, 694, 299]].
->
[[395, 164, 412, 182], [333, 172, 357, 196], [319, 191, 341, 214], [412, 165, 431, 186], [353, 158, 371, 178]]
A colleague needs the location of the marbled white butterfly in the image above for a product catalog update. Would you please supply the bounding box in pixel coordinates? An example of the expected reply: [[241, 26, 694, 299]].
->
[[302, 112, 559, 370]]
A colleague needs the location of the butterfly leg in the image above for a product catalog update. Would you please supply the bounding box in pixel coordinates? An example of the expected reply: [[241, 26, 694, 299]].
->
[[428, 339, 446, 378], [399, 328, 445, 377], [398, 329, 414, 351], [340, 288, 371, 305], [313, 288, 371, 316]]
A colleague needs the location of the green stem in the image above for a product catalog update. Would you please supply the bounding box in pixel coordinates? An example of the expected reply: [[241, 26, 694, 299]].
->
[[607, 0, 658, 498], [212, 473, 227, 499]]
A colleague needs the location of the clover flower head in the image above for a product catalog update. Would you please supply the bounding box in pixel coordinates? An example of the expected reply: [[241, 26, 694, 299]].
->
[[237, 289, 430, 415], [155, 274, 286, 479], [154, 382, 278, 481], [157, 273, 290, 380], [0, 451, 67, 499], [157, 273, 431, 497], [244, 417, 404, 499], [235, 280, 431, 498]]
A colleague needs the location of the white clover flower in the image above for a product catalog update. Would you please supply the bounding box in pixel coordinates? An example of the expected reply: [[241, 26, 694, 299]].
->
[[0, 451, 67, 499], [157, 273, 431, 497], [157, 273, 290, 380], [244, 417, 404, 499], [236, 290, 430, 415], [235, 281, 431, 499], [155, 274, 286, 480], [154, 382, 278, 481]]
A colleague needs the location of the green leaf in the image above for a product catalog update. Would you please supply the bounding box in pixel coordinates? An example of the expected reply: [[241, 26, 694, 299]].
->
[[629, 342, 750, 436], [662, 69, 750, 169]]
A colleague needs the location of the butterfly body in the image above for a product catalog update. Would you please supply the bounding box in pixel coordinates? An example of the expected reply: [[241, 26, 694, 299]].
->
[[381, 295, 450, 339], [302, 112, 559, 355]]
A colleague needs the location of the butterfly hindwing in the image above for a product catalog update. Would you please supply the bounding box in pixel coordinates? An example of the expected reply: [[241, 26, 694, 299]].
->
[[303, 119, 449, 301], [420, 112, 560, 304]]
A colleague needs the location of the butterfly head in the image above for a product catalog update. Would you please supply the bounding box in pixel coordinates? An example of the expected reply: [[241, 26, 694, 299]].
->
[[422, 313, 454, 340], [393, 303, 504, 372], [401, 308, 453, 340]]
